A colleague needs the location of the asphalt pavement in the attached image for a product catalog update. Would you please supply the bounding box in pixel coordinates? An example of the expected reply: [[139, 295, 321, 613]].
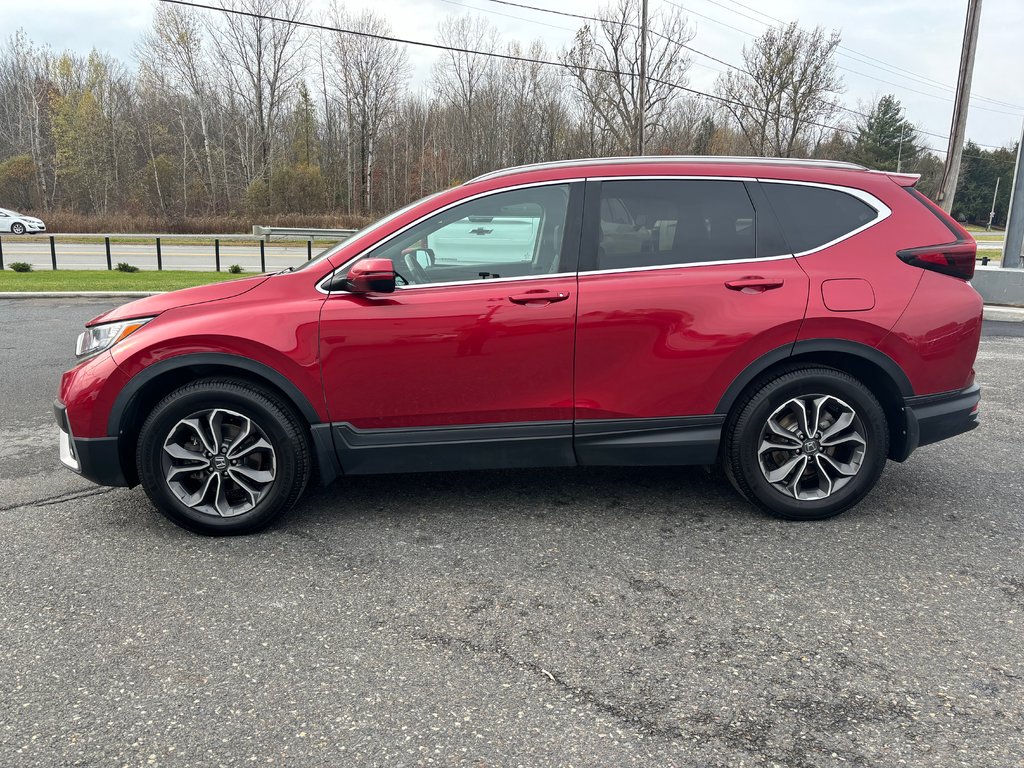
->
[[1, 298, 1022, 767]]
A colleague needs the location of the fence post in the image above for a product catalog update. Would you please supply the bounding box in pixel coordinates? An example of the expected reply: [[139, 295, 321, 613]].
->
[[156, 237, 162, 271], [0, 235, 4, 270], [215, 238, 221, 272], [307, 238, 312, 261], [105, 237, 112, 270], [49, 235, 57, 270], [259, 238, 266, 272]]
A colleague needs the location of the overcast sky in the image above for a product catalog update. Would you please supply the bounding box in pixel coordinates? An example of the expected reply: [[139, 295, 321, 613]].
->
[[17, 0, 1024, 152]]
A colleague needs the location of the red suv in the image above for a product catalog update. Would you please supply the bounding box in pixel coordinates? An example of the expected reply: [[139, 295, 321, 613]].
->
[[56, 157, 982, 534]]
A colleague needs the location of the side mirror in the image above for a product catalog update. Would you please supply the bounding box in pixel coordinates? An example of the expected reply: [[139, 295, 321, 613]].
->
[[344, 258, 396, 294]]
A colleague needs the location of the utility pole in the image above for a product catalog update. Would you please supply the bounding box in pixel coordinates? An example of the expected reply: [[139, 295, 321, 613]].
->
[[637, 0, 649, 156], [986, 175, 1000, 230], [1002, 123, 1024, 269], [897, 121, 906, 173], [937, 0, 983, 213]]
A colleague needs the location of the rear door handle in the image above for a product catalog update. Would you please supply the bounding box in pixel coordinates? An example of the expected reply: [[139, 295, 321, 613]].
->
[[725, 277, 785, 292], [508, 290, 571, 305]]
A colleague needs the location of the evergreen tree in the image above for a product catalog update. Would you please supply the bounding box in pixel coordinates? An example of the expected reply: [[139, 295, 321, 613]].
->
[[951, 141, 1016, 226], [854, 94, 920, 171]]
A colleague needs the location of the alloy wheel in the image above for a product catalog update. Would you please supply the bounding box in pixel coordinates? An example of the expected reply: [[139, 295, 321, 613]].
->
[[161, 408, 277, 517], [756, 394, 867, 501]]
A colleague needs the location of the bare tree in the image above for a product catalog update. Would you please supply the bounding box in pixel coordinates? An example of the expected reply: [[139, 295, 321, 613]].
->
[[563, 0, 693, 155], [330, 5, 408, 213], [206, 0, 308, 185], [715, 22, 843, 158], [432, 15, 499, 179], [138, 4, 219, 209]]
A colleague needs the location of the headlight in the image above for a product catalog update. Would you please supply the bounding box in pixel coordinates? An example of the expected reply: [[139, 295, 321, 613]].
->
[[75, 317, 153, 359]]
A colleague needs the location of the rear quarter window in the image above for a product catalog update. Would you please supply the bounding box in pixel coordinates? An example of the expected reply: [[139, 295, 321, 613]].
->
[[762, 183, 879, 254]]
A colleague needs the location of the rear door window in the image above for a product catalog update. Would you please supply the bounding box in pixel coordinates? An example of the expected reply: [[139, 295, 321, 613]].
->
[[588, 179, 757, 270], [762, 182, 879, 254]]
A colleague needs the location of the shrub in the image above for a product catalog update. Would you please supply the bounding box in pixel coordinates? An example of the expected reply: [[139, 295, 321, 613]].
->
[[8, 261, 32, 272], [228, 264, 243, 274], [115, 262, 139, 273]]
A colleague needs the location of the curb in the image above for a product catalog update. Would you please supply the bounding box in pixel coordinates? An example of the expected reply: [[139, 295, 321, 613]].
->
[[984, 305, 1024, 322], [0, 291, 163, 298]]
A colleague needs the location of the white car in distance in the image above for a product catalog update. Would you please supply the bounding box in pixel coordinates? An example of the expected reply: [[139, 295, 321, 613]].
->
[[0, 207, 46, 234]]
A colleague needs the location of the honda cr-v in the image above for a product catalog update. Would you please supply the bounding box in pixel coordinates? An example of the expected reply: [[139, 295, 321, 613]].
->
[[57, 156, 982, 534]]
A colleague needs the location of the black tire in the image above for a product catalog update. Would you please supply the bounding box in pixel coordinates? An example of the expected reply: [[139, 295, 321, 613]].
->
[[11, 222, 25, 235], [724, 366, 888, 521], [136, 378, 311, 535]]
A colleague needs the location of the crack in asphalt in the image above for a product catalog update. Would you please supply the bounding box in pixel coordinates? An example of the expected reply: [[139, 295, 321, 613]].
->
[[0, 486, 117, 512]]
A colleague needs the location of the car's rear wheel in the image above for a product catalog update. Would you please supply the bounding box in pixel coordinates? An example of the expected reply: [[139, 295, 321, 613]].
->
[[11, 222, 25, 234], [137, 379, 311, 535], [724, 366, 888, 520]]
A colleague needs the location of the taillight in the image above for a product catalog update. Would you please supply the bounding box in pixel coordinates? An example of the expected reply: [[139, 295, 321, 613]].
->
[[897, 240, 976, 280]]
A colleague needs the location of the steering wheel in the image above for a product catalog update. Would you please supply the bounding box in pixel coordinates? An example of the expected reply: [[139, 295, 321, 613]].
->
[[401, 252, 430, 284]]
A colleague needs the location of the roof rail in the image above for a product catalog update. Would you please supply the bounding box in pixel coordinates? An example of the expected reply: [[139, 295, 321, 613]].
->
[[466, 155, 868, 184]]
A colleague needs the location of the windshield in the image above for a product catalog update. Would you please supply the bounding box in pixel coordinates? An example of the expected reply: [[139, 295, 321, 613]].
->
[[291, 189, 449, 272]]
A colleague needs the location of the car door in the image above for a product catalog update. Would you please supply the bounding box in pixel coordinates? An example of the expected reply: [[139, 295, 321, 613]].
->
[[572, 177, 809, 465], [318, 181, 584, 474]]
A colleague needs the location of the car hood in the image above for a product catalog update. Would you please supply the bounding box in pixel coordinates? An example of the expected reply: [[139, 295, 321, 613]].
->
[[88, 274, 270, 326]]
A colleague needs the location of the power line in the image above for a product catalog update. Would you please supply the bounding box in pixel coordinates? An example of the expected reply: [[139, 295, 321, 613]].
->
[[438, 0, 574, 32], [721, 0, 1022, 111], [664, 0, 1024, 118], [481, 0, 1011, 150], [700, 0, 1024, 112], [158, 0, 1018, 164], [479, 0, 744, 79], [159, 0, 862, 140]]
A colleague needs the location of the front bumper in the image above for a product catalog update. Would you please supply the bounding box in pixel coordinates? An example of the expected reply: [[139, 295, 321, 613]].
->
[[55, 401, 129, 487], [902, 383, 980, 458]]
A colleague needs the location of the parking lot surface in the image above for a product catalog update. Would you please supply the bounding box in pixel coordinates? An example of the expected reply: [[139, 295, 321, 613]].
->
[[1, 297, 1022, 767]]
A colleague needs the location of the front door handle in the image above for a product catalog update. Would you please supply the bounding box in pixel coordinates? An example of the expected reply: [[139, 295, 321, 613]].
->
[[725, 277, 785, 293], [508, 290, 571, 305]]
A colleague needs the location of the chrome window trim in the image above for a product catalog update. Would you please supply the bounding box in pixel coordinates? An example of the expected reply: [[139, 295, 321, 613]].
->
[[318, 175, 892, 292], [317, 178, 584, 295], [392, 272, 578, 292], [756, 178, 892, 257]]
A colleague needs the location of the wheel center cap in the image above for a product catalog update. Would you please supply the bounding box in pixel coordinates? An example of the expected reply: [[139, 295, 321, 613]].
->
[[212, 455, 228, 471], [802, 440, 819, 454]]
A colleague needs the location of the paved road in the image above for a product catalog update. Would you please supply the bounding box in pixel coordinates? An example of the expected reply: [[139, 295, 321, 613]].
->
[[0, 239, 334, 271], [1, 298, 1022, 767]]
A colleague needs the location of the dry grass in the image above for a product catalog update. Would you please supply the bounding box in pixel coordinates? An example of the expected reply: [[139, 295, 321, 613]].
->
[[17, 211, 374, 235]]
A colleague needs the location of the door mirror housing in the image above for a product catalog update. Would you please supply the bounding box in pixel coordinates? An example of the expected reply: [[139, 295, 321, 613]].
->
[[343, 258, 396, 294]]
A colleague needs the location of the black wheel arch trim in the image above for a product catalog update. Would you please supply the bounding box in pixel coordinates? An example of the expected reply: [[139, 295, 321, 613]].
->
[[107, 352, 323, 436], [715, 338, 915, 416]]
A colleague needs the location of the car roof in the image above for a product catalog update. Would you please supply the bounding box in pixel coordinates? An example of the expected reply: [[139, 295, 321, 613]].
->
[[465, 155, 894, 184]]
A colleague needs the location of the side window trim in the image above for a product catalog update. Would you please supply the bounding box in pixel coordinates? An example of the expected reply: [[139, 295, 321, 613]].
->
[[317, 178, 585, 294], [757, 178, 892, 257]]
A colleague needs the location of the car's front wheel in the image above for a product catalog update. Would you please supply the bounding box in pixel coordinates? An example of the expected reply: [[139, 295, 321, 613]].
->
[[136, 379, 311, 535], [11, 222, 26, 234], [724, 366, 888, 520]]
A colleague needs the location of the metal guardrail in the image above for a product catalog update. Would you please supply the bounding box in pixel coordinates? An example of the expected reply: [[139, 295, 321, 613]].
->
[[0, 229, 359, 272], [252, 226, 358, 241]]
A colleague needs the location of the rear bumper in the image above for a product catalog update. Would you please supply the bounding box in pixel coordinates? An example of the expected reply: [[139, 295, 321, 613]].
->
[[901, 383, 980, 458], [55, 401, 129, 487]]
